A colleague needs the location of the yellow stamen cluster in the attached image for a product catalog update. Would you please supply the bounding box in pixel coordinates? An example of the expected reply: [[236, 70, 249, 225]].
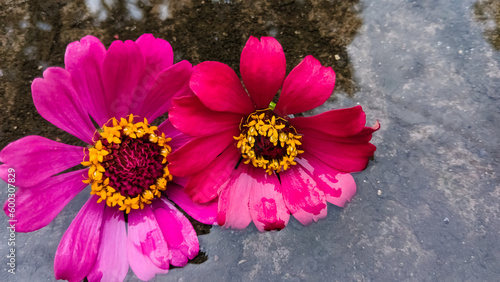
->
[[82, 114, 172, 213], [234, 109, 304, 175]]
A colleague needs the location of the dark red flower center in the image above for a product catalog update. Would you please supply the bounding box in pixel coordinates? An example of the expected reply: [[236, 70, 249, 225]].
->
[[234, 109, 304, 174], [82, 115, 172, 213]]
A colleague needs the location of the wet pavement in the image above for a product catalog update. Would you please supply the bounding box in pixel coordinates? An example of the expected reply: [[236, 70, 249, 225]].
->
[[1, 0, 499, 281]]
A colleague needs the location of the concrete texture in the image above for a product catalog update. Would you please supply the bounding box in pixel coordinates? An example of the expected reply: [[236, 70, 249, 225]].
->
[[1, 0, 499, 281]]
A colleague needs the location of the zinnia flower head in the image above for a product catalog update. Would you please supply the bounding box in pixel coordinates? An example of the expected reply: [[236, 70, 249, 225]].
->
[[0, 34, 217, 281], [168, 36, 379, 231]]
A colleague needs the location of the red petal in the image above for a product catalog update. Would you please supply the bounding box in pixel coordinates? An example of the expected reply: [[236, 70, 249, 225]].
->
[[240, 36, 286, 108], [190, 61, 255, 114], [275, 55, 335, 115]]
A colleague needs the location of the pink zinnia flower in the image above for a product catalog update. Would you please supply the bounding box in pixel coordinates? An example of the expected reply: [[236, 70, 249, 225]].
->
[[0, 34, 217, 281], [168, 36, 379, 232]]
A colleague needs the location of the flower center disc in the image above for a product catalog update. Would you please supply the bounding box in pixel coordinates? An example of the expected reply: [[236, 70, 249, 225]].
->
[[234, 109, 304, 174], [82, 114, 172, 213]]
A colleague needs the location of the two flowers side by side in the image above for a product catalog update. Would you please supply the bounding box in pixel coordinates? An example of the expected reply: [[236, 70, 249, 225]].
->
[[0, 34, 379, 281]]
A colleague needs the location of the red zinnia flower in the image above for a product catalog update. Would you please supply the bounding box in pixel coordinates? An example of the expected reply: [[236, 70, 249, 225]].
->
[[168, 36, 379, 231]]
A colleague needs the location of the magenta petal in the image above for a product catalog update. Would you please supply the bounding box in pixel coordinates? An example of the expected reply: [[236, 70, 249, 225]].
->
[[168, 127, 239, 177], [128, 206, 169, 281], [275, 55, 335, 116], [217, 164, 253, 229], [296, 153, 356, 207], [184, 146, 240, 203], [0, 136, 83, 187], [280, 166, 327, 225], [170, 95, 242, 137], [157, 118, 193, 152], [152, 197, 199, 267], [240, 36, 286, 108], [301, 132, 377, 172], [136, 34, 173, 71], [87, 207, 128, 282], [101, 40, 145, 119], [290, 105, 366, 137], [137, 60, 193, 122], [132, 34, 174, 106], [32, 67, 96, 144], [3, 169, 87, 232], [64, 35, 109, 125], [247, 166, 290, 231], [164, 183, 218, 225], [54, 195, 105, 282], [190, 61, 255, 114]]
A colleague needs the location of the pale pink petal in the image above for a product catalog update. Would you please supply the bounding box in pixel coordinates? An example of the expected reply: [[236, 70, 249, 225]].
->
[[190, 61, 255, 114], [296, 153, 356, 207], [157, 118, 193, 152], [168, 127, 240, 177], [247, 166, 290, 231], [290, 106, 366, 137], [0, 136, 83, 187], [87, 207, 128, 282], [240, 36, 286, 108], [101, 40, 145, 119], [128, 206, 169, 281], [32, 67, 96, 144], [64, 35, 108, 125], [184, 146, 240, 203], [152, 197, 199, 267], [3, 169, 87, 232], [217, 164, 253, 229], [279, 165, 327, 225], [54, 195, 105, 282], [274, 55, 335, 116], [169, 95, 242, 137], [136, 60, 193, 122], [164, 183, 218, 225], [301, 132, 377, 172]]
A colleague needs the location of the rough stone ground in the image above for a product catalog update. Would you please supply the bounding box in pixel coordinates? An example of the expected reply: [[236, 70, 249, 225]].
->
[[0, 0, 499, 281]]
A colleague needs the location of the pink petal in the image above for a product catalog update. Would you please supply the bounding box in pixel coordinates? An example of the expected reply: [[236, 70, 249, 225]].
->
[[87, 207, 128, 282], [301, 132, 377, 172], [164, 183, 218, 225], [157, 118, 193, 152], [136, 34, 173, 70], [170, 95, 242, 137], [290, 105, 366, 137], [3, 169, 87, 232], [240, 36, 286, 108], [298, 120, 381, 144], [101, 40, 145, 119], [168, 127, 239, 177], [32, 67, 96, 144], [64, 35, 109, 125], [296, 153, 356, 207], [279, 165, 327, 225], [152, 197, 199, 267], [190, 61, 255, 114], [217, 164, 253, 229], [54, 195, 105, 282], [0, 136, 83, 187], [136, 60, 193, 122], [184, 146, 240, 203], [133, 34, 173, 96], [274, 55, 335, 116], [128, 206, 169, 281], [247, 166, 290, 231]]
